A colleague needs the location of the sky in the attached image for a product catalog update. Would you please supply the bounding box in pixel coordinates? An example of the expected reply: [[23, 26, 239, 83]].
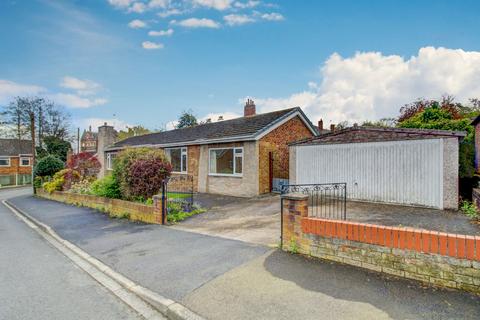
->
[[1, 0, 480, 133]]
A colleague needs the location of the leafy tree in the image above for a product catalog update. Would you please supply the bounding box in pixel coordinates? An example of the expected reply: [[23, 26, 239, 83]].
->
[[176, 110, 198, 129], [43, 136, 72, 162], [397, 97, 479, 178], [34, 155, 64, 177], [67, 152, 101, 180], [361, 118, 396, 128], [117, 125, 152, 141]]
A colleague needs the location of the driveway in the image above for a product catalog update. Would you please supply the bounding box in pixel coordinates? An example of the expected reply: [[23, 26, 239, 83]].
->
[[173, 194, 281, 246]]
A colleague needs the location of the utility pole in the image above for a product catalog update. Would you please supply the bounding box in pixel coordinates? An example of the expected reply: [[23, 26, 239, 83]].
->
[[77, 127, 80, 154], [30, 112, 35, 193]]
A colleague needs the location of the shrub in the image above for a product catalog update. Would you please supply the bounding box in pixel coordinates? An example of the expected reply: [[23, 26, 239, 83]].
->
[[113, 148, 170, 199], [167, 203, 205, 223], [90, 175, 121, 199], [67, 152, 101, 180], [42, 169, 80, 192], [34, 155, 64, 177], [69, 179, 93, 194], [126, 158, 172, 199], [460, 201, 479, 219]]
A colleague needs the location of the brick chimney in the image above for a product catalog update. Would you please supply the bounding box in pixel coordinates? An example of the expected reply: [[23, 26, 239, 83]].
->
[[318, 119, 323, 131], [244, 99, 256, 117], [330, 124, 335, 132]]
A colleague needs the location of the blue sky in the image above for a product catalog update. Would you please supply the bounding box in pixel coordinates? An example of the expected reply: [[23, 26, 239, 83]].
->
[[1, 0, 480, 132]]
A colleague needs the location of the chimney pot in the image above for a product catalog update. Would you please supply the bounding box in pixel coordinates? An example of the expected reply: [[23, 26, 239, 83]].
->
[[104, 122, 107, 126], [318, 119, 323, 131], [218, 116, 224, 121], [89, 125, 92, 132], [330, 124, 335, 132], [244, 99, 256, 117], [206, 118, 211, 123]]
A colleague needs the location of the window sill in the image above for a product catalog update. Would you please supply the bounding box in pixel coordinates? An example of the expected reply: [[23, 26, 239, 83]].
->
[[172, 171, 188, 175], [208, 173, 243, 178]]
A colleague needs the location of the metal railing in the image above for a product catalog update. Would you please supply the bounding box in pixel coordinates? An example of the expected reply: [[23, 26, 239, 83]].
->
[[281, 183, 347, 220]]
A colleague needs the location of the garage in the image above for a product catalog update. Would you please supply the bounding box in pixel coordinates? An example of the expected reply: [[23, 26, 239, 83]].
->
[[289, 126, 465, 209]]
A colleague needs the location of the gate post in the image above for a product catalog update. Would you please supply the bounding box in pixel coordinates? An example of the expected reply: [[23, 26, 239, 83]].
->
[[281, 193, 309, 252], [152, 195, 164, 224]]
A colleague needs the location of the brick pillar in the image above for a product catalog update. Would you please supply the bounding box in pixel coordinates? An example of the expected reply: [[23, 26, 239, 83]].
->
[[152, 195, 165, 225], [281, 193, 309, 253]]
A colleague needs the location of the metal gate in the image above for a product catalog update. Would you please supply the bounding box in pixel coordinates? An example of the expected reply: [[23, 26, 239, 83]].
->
[[281, 183, 347, 220], [161, 175, 194, 222]]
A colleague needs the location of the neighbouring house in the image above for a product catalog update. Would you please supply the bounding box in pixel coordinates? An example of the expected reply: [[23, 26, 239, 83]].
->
[[80, 126, 98, 153], [0, 139, 33, 186], [289, 126, 465, 209], [99, 100, 318, 197]]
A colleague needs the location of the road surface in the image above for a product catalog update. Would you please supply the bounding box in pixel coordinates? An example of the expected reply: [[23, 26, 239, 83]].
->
[[0, 187, 143, 320]]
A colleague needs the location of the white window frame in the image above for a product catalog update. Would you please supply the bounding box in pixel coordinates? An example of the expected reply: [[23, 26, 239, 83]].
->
[[165, 147, 188, 174], [0, 157, 10, 167], [208, 147, 243, 177], [20, 157, 31, 167], [106, 152, 117, 170]]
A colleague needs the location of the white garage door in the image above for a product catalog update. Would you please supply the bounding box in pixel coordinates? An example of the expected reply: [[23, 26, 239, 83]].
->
[[295, 139, 443, 208]]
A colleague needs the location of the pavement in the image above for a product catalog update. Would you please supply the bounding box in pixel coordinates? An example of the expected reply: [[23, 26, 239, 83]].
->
[[174, 194, 280, 246], [6, 191, 480, 319], [0, 187, 142, 320]]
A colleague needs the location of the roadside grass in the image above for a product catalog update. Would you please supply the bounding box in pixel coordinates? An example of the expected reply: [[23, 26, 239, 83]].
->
[[167, 192, 192, 199]]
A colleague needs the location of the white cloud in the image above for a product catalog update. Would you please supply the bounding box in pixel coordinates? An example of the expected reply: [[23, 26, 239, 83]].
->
[[0, 80, 45, 104], [192, 0, 232, 10], [223, 14, 254, 26], [60, 76, 100, 95], [148, 0, 170, 8], [128, 19, 147, 28], [252, 47, 480, 124], [148, 28, 174, 36], [107, 0, 134, 8], [261, 12, 284, 21], [52, 93, 108, 109], [142, 41, 164, 49], [175, 17, 220, 28], [128, 2, 147, 13], [75, 117, 132, 132], [233, 1, 260, 9], [157, 8, 183, 18]]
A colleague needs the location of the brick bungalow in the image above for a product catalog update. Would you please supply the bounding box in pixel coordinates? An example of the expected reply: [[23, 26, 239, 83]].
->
[[101, 101, 318, 197], [0, 139, 33, 186]]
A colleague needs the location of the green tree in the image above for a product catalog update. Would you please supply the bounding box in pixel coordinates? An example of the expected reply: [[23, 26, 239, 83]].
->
[[43, 136, 72, 162], [176, 110, 198, 129], [117, 125, 152, 141], [397, 98, 479, 178]]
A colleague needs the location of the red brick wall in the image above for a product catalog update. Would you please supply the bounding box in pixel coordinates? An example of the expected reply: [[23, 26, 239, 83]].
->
[[258, 116, 314, 193], [0, 157, 32, 175]]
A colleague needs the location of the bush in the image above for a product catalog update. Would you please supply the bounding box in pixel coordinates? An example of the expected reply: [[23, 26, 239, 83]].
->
[[126, 158, 172, 199], [42, 169, 80, 192], [460, 201, 479, 219], [167, 202, 205, 223], [69, 179, 92, 194], [90, 175, 121, 199], [34, 155, 64, 177], [113, 148, 171, 199], [67, 152, 101, 180]]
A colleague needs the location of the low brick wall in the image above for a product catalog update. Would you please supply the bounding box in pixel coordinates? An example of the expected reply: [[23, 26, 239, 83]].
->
[[282, 193, 480, 294], [37, 188, 163, 224]]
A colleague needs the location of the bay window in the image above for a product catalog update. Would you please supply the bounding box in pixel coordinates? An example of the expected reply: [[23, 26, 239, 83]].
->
[[165, 147, 187, 173], [209, 147, 243, 176]]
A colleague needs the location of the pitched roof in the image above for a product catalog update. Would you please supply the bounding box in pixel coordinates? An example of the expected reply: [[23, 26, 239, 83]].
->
[[0, 139, 33, 156], [291, 126, 466, 146], [108, 107, 317, 150]]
